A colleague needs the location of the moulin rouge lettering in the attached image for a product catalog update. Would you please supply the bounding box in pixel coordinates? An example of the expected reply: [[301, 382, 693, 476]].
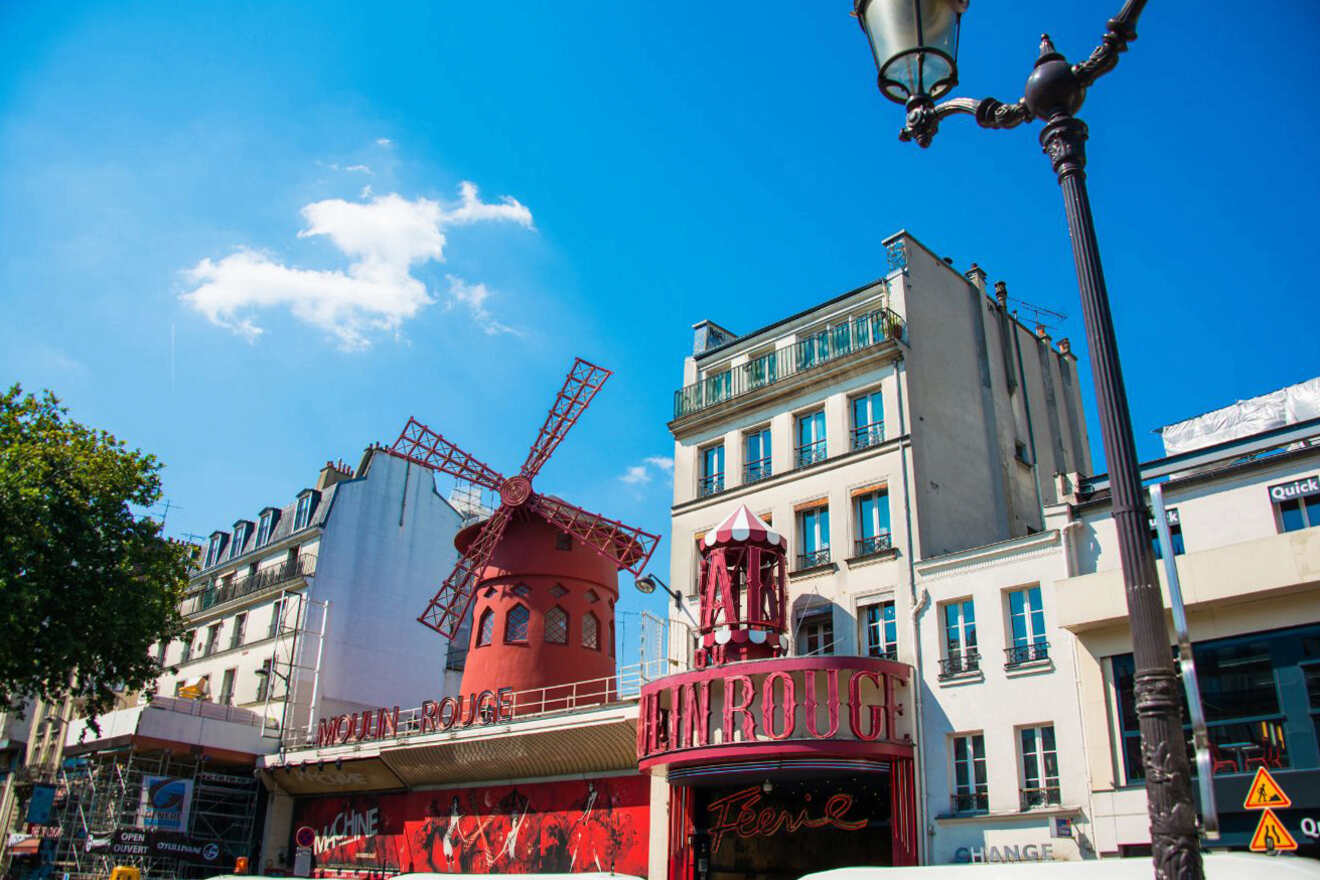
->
[[707, 786, 867, 854], [315, 687, 515, 747]]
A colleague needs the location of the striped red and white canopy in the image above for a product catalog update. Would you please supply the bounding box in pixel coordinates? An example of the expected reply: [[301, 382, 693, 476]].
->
[[703, 504, 784, 549]]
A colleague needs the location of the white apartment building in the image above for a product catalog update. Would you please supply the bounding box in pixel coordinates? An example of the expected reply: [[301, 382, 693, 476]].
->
[[665, 231, 1091, 866]]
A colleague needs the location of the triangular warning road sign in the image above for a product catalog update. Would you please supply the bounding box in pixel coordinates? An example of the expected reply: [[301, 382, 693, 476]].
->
[[1243, 766, 1291, 809], [1249, 809, 1298, 852]]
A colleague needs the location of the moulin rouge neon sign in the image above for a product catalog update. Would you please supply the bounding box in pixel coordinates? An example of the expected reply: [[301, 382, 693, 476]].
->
[[707, 786, 867, 853], [316, 688, 516, 747]]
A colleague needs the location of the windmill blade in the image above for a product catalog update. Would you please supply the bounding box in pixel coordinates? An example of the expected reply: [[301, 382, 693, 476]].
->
[[521, 358, 612, 479], [530, 494, 660, 578], [418, 505, 513, 638], [391, 417, 505, 490]]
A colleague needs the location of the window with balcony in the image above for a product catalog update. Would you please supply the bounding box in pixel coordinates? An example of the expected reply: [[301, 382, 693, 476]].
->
[[795, 329, 830, 371], [853, 487, 892, 557], [545, 606, 568, 645], [505, 604, 530, 643], [476, 609, 494, 647], [582, 612, 600, 650], [798, 611, 835, 656], [743, 427, 772, 484], [218, 668, 236, 706], [1019, 724, 1061, 808], [1005, 585, 1048, 668], [940, 599, 979, 678], [862, 600, 897, 660], [795, 410, 827, 468], [699, 443, 725, 497], [1149, 508, 1185, 559], [850, 390, 885, 450], [796, 504, 830, 570], [952, 733, 988, 813], [703, 369, 733, 405], [231, 613, 246, 650], [747, 349, 777, 388]]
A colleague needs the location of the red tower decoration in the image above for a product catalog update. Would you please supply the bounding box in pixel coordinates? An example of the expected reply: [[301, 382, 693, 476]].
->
[[388, 358, 660, 704], [695, 505, 788, 668]]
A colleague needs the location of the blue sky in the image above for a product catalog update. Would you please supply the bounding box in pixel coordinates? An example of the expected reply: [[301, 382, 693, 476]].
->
[[3, 1, 1318, 639]]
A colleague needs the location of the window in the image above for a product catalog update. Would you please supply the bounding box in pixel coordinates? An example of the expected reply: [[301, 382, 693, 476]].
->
[[218, 669, 236, 706], [582, 612, 600, 650], [294, 491, 318, 530], [155, 642, 167, 664], [257, 509, 278, 546], [609, 621, 615, 657], [255, 659, 272, 702], [505, 605, 530, 643], [798, 611, 834, 656], [1149, 508, 1185, 559], [1273, 476, 1320, 532], [853, 489, 891, 557], [940, 600, 979, 677], [476, 609, 494, 647], [850, 390, 884, 450], [545, 607, 568, 644], [952, 733, 988, 813], [180, 630, 195, 663], [555, 531, 573, 550], [703, 369, 732, 405], [796, 504, 830, 569], [550, 583, 568, 599], [267, 599, 283, 639], [231, 613, 246, 650], [204, 624, 221, 656], [862, 601, 897, 660], [795, 328, 829, 370], [747, 350, 777, 388], [205, 533, 227, 568], [699, 444, 725, 497], [1019, 724, 1061, 808], [1005, 586, 1048, 667], [585, 589, 600, 604], [795, 410, 827, 468], [512, 583, 532, 599], [744, 427, 772, 484], [230, 523, 249, 560]]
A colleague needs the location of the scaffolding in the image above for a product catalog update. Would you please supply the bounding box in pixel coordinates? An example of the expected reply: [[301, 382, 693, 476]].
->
[[44, 748, 259, 880]]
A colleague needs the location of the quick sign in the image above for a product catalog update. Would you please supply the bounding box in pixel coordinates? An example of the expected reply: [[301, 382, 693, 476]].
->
[[1269, 475, 1320, 503]]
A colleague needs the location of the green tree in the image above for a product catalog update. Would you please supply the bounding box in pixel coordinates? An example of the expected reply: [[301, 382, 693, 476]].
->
[[0, 384, 188, 721]]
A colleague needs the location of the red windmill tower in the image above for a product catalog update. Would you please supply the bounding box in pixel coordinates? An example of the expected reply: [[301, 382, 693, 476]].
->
[[390, 357, 660, 709]]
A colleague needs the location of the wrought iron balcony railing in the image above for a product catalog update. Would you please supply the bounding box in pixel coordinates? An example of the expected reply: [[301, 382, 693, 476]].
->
[[795, 440, 828, 469], [867, 645, 898, 661], [743, 458, 773, 485], [854, 533, 893, 558], [182, 555, 316, 616], [1020, 786, 1062, 810], [674, 306, 905, 419], [851, 421, 886, 451], [951, 792, 988, 814], [1005, 641, 1050, 668], [939, 650, 981, 679], [697, 473, 725, 498], [795, 548, 832, 571]]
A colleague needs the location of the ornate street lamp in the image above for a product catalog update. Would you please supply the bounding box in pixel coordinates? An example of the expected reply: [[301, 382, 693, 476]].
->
[[853, 3, 1204, 879]]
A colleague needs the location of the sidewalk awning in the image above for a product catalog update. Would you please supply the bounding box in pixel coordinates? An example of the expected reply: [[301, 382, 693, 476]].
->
[[7, 836, 41, 856]]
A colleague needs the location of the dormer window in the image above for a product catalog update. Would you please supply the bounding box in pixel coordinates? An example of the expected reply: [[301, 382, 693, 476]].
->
[[294, 490, 320, 531], [256, 508, 279, 547], [230, 522, 252, 560], [205, 532, 228, 568]]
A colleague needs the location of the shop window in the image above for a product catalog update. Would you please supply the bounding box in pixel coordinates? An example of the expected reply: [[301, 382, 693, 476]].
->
[[798, 611, 834, 656], [940, 599, 979, 678], [231, 613, 246, 650], [218, 669, 236, 706], [1149, 508, 1185, 559], [952, 733, 988, 813], [744, 427, 772, 484], [582, 612, 600, 650], [505, 604, 530, 643], [476, 609, 495, 647], [852, 488, 891, 557], [1005, 586, 1048, 667], [699, 443, 725, 497], [795, 409, 827, 468], [1019, 724, 1061, 809], [861, 601, 896, 660], [796, 504, 830, 569], [850, 390, 885, 450], [1276, 484, 1320, 532], [545, 606, 568, 644]]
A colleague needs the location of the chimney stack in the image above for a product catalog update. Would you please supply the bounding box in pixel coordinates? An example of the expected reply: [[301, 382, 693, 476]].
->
[[316, 459, 354, 491], [965, 262, 988, 294], [1057, 337, 1071, 356], [994, 281, 1008, 308]]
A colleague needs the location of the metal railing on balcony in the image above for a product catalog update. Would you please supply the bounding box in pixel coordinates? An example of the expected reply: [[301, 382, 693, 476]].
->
[[1020, 786, 1062, 810], [854, 533, 893, 558], [951, 792, 988, 814], [674, 306, 905, 419], [1005, 641, 1050, 668], [795, 440, 827, 469], [182, 555, 316, 616], [795, 548, 832, 571], [697, 473, 725, 498], [939, 650, 981, 679], [851, 421, 885, 451], [743, 457, 773, 485]]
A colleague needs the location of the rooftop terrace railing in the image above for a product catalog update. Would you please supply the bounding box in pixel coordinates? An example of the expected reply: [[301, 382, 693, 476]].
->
[[674, 306, 905, 420], [181, 555, 316, 617]]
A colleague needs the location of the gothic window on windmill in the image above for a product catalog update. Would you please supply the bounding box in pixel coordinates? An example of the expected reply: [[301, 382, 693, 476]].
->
[[512, 583, 532, 599], [477, 609, 495, 647], [545, 606, 568, 644], [506, 604, 530, 643], [582, 612, 600, 651]]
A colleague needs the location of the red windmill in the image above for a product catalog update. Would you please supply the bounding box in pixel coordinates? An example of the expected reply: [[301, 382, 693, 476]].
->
[[390, 357, 661, 703]]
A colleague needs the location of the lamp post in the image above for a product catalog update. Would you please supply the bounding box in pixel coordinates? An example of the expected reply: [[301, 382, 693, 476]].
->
[[852, 2, 1201, 878]]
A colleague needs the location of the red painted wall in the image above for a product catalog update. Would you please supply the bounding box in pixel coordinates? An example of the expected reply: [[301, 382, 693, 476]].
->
[[291, 775, 649, 876], [459, 516, 619, 704]]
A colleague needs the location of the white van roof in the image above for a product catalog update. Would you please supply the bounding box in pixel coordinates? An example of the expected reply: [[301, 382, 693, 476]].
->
[[801, 854, 1320, 880]]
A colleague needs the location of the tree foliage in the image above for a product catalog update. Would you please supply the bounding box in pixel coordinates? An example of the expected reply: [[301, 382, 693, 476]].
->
[[0, 384, 188, 720]]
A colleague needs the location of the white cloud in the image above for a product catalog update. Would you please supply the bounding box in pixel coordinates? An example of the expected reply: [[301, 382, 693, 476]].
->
[[344, 164, 373, 175], [445, 276, 521, 337], [376, 138, 393, 147], [619, 455, 674, 486], [180, 183, 532, 351]]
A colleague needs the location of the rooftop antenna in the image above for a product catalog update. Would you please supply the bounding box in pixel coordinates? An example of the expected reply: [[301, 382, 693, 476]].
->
[[1008, 296, 1068, 332]]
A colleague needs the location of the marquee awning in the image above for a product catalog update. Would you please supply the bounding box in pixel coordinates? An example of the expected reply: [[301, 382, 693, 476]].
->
[[704, 505, 784, 549]]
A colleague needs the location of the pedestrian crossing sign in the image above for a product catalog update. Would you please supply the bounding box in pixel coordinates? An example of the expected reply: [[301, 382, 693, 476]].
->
[[1243, 766, 1291, 810], [1248, 809, 1298, 853]]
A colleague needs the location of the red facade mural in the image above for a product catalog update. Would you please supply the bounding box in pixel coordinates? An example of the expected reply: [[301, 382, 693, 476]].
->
[[291, 775, 649, 877]]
